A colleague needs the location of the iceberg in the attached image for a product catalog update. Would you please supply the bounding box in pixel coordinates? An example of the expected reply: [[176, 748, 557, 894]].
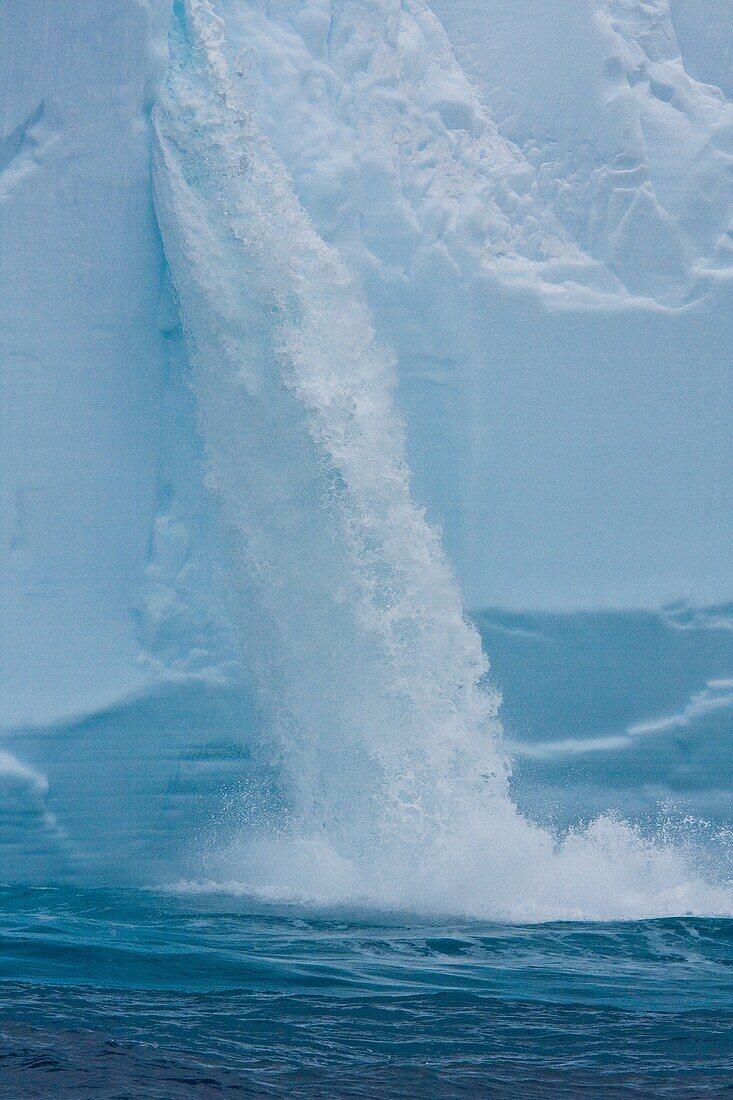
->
[[0, 0, 731, 913]]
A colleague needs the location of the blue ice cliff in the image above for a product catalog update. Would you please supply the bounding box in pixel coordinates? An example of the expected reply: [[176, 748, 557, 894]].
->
[[1, 0, 732, 918]]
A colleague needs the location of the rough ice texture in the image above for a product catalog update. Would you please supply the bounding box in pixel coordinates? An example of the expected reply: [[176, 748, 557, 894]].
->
[[222, 0, 733, 610]]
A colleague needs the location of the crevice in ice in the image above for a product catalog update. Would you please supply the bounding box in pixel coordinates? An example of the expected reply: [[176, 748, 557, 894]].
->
[[0, 103, 53, 201]]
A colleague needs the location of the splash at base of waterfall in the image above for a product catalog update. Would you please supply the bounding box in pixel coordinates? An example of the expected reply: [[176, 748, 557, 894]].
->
[[174, 813, 732, 923]]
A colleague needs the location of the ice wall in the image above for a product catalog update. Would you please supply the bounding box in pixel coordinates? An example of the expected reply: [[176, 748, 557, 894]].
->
[[0, 0, 732, 885], [0, 0, 166, 726], [2, 0, 732, 734], [0, 0, 253, 881], [226, 0, 733, 609], [0, 0, 237, 732], [668, 0, 733, 97]]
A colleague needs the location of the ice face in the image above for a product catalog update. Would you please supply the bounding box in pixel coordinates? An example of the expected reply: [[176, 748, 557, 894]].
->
[[0, 0, 731, 901]]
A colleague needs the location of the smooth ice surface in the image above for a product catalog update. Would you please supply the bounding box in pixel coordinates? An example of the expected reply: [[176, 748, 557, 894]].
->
[[0, 1, 236, 730], [0, 1, 168, 726]]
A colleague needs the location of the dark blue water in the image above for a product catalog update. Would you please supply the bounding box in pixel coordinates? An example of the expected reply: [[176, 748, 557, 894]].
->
[[0, 887, 731, 1098]]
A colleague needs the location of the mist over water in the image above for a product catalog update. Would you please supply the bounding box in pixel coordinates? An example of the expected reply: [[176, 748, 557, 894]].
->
[[153, 0, 733, 922]]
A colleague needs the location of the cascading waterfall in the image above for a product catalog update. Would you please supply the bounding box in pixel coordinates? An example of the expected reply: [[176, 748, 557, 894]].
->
[[153, 0, 507, 842], [153, 0, 733, 918]]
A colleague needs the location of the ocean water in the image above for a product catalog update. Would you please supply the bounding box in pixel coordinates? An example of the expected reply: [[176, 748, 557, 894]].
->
[[1, 886, 732, 1099]]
